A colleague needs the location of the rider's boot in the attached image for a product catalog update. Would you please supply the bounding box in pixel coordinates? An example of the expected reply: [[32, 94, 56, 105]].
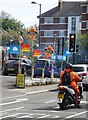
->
[[75, 93, 81, 108]]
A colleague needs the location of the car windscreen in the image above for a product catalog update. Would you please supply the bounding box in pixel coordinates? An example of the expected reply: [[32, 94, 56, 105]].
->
[[72, 67, 84, 72]]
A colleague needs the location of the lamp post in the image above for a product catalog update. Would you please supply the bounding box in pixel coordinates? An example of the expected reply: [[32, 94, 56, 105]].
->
[[31, 1, 41, 49]]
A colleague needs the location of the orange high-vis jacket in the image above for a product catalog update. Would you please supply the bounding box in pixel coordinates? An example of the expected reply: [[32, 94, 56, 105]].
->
[[60, 69, 82, 93]]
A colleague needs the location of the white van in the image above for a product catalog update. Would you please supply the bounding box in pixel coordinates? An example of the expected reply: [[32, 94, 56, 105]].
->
[[72, 64, 88, 90]]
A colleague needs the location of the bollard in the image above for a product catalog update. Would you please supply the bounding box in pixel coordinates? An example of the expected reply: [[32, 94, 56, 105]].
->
[[51, 61, 54, 83], [16, 74, 25, 88], [31, 62, 34, 80]]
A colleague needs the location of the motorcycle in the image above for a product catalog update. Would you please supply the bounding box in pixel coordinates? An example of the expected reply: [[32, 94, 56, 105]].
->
[[57, 81, 83, 110]]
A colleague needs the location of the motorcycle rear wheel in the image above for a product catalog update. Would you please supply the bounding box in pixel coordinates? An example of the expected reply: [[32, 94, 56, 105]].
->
[[59, 96, 69, 110], [59, 102, 68, 110]]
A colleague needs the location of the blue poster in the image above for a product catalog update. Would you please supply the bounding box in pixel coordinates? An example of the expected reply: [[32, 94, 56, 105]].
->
[[10, 45, 20, 54]]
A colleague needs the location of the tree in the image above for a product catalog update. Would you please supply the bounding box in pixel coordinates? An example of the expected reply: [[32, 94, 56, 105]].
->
[[77, 32, 88, 52], [0, 11, 39, 60], [0, 11, 27, 45]]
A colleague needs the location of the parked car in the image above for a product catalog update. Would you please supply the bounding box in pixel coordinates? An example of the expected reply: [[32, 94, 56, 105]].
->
[[2, 58, 31, 76], [72, 64, 88, 89], [33, 58, 60, 78]]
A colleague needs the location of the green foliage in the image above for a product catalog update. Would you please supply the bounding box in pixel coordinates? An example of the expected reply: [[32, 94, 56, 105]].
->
[[77, 32, 88, 51], [0, 11, 39, 59], [1, 11, 38, 45]]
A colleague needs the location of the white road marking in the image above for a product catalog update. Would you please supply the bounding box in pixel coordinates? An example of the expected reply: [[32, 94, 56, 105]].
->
[[1, 114, 16, 119], [25, 90, 49, 95], [0, 98, 28, 106], [1, 113, 35, 119], [45, 100, 56, 103], [65, 110, 88, 119], [38, 114, 50, 118], [17, 115, 29, 118], [1, 90, 49, 100], [0, 107, 24, 113], [1, 110, 87, 119], [34, 109, 77, 114], [44, 99, 88, 104], [34, 109, 60, 113], [0, 94, 26, 100]]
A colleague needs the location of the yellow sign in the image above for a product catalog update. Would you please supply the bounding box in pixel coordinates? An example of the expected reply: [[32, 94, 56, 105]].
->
[[16, 74, 25, 88]]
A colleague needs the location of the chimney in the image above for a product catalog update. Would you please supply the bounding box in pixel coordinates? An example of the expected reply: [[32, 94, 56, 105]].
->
[[58, 0, 63, 10]]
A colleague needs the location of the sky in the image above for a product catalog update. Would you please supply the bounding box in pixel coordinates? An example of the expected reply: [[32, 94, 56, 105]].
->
[[0, 0, 86, 28]]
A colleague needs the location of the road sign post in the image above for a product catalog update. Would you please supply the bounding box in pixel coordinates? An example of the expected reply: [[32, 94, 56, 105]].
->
[[27, 26, 37, 80]]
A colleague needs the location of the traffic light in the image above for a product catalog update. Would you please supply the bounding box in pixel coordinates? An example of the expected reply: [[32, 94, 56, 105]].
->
[[69, 34, 76, 52], [76, 44, 79, 52]]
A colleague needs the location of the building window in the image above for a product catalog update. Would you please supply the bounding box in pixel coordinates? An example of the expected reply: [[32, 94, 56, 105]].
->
[[79, 16, 82, 22], [71, 17, 76, 33], [86, 20, 88, 29], [59, 31, 64, 37], [59, 17, 65, 23], [44, 31, 53, 36], [87, 4, 88, 13], [44, 17, 53, 24]]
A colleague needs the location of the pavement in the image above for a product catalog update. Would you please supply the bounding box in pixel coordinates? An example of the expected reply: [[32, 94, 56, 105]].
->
[[14, 77, 60, 94], [0, 69, 59, 94]]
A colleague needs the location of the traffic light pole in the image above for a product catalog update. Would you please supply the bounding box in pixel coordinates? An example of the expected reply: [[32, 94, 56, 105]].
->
[[72, 52, 75, 65]]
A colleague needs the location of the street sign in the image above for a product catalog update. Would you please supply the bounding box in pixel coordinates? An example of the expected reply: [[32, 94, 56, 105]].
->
[[21, 44, 30, 52], [16, 74, 25, 88], [27, 26, 37, 39], [50, 54, 56, 60], [57, 55, 66, 61], [63, 50, 72, 57], [10, 45, 20, 54], [33, 49, 41, 57]]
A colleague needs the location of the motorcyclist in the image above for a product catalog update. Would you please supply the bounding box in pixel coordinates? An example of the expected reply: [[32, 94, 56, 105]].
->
[[59, 63, 82, 108]]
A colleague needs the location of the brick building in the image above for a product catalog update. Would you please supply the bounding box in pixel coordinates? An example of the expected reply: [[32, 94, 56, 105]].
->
[[38, 0, 84, 55], [81, 0, 88, 33]]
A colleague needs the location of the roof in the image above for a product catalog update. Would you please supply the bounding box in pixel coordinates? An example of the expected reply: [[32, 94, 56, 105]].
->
[[39, 1, 83, 18]]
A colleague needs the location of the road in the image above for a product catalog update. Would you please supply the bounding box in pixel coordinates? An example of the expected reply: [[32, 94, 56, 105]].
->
[[0, 75, 88, 119]]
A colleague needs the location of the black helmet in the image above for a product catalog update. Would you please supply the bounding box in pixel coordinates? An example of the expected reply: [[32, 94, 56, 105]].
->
[[66, 63, 73, 69]]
